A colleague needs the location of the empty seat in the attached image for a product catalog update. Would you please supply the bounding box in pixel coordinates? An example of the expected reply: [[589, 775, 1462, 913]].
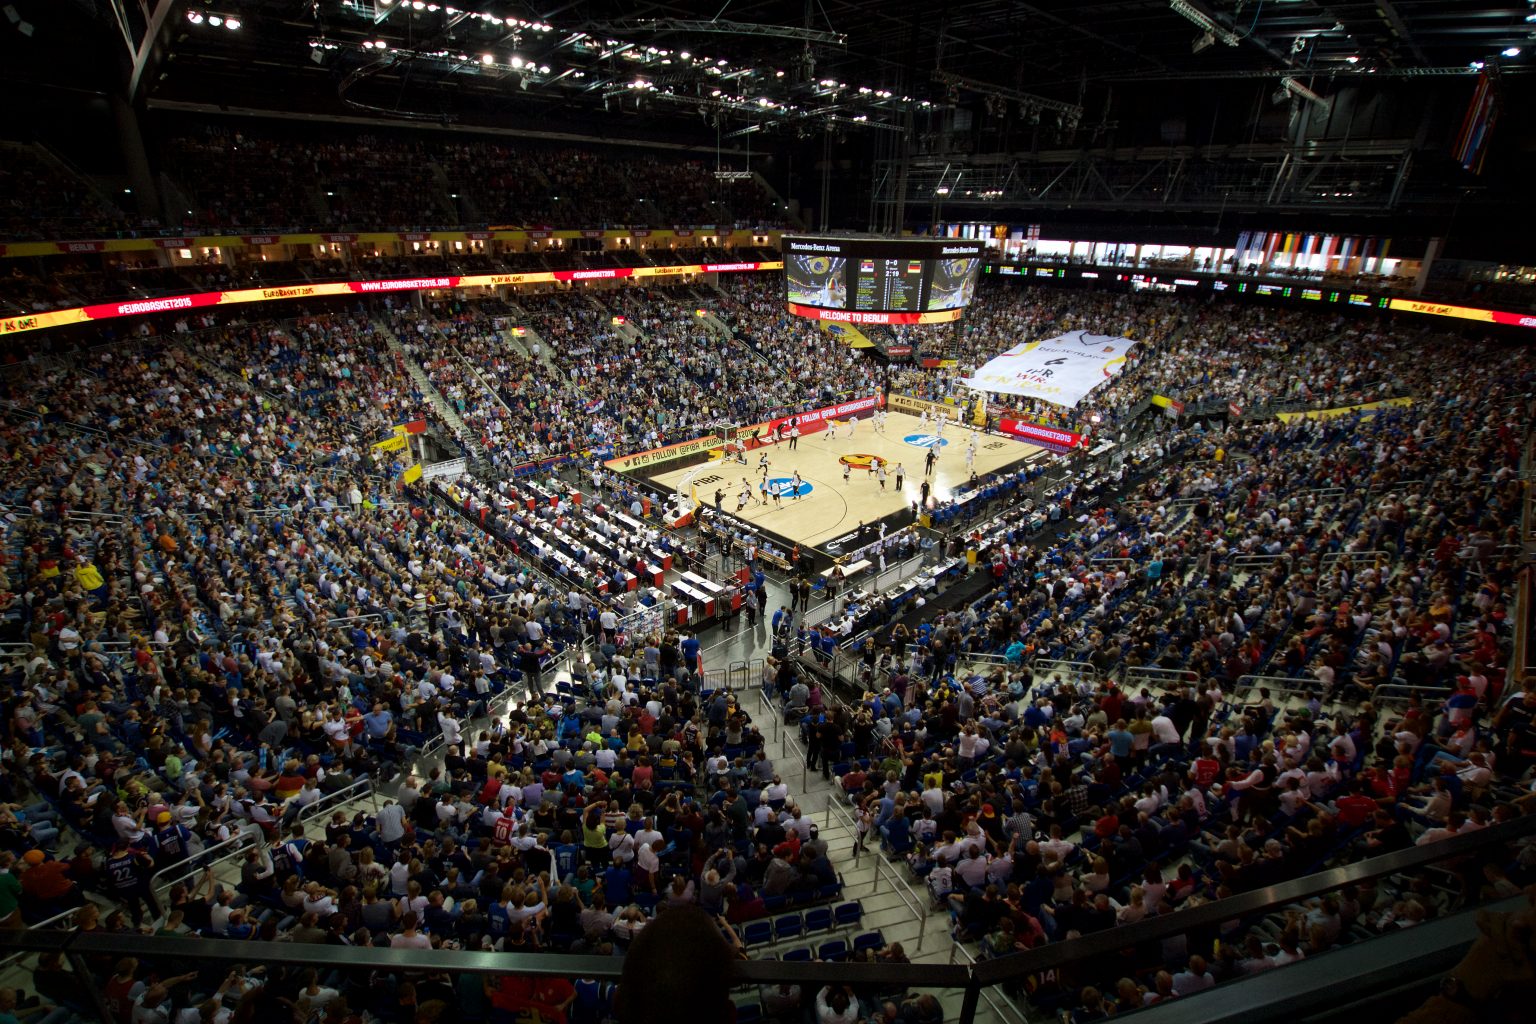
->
[[741, 920, 772, 946], [833, 901, 863, 930], [773, 913, 803, 942], [817, 939, 849, 961], [803, 907, 833, 934]]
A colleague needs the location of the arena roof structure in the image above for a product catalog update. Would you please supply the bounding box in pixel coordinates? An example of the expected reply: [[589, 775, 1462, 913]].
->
[[7, 3, 1532, 137], [2, 2, 1533, 239]]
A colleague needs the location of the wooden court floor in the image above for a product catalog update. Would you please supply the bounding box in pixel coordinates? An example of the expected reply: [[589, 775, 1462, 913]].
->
[[646, 410, 1050, 550]]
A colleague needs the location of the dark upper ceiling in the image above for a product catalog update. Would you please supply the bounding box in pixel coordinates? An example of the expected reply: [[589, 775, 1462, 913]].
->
[[5, 1, 1531, 145]]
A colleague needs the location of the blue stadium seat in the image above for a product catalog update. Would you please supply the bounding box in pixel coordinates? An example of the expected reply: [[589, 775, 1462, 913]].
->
[[773, 913, 803, 942], [741, 920, 772, 946], [817, 939, 848, 961], [853, 930, 884, 954]]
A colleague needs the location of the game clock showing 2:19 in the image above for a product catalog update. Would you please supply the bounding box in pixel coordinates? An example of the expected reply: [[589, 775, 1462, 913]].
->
[[781, 236, 985, 323]]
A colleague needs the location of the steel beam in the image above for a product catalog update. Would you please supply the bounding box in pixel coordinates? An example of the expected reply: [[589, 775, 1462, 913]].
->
[[931, 70, 1083, 120], [584, 19, 846, 46]]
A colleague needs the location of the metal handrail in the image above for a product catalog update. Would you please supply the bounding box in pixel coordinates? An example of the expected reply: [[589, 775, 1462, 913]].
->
[[970, 809, 1536, 985], [822, 797, 930, 946], [1122, 664, 1201, 691], [1229, 552, 1293, 572], [0, 929, 970, 989], [296, 776, 377, 827], [1318, 549, 1391, 574], [1029, 658, 1096, 681], [950, 940, 1031, 1024], [2, 801, 1532, 1024], [149, 827, 260, 900], [1231, 674, 1320, 702], [0, 904, 92, 971]]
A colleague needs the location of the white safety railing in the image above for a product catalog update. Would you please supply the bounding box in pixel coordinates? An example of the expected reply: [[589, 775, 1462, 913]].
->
[[1229, 552, 1293, 573], [822, 797, 931, 947], [1319, 549, 1391, 575], [296, 776, 379, 828], [0, 904, 94, 971], [423, 457, 468, 481], [150, 827, 261, 901], [1029, 658, 1097, 686], [1122, 664, 1200, 692], [1231, 674, 1320, 704]]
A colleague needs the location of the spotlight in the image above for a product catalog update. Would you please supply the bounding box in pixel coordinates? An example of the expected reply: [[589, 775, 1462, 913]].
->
[[225, 17, 240, 30], [1502, 46, 1522, 57], [538, 64, 550, 73], [186, 10, 204, 24], [511, 55, 524, 68], [481, 53, 494, 64], [208, 14, 222, 26]]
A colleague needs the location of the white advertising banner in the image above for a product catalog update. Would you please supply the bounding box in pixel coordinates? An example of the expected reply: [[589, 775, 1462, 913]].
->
[[962, 330, 1137, 407]]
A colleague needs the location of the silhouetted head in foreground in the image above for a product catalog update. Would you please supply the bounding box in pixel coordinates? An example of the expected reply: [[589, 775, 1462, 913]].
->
[[617, 905, 738, 1024]]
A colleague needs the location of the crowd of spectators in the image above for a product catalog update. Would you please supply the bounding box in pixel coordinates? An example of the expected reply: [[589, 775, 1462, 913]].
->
[[710, 275, 885, 406], [774, 327, 1534, 1017], [889, 280, 1451, 443], [153, 126, 786, 235], [0, 264, 1533, 1024], [0, 146, 135, 243]]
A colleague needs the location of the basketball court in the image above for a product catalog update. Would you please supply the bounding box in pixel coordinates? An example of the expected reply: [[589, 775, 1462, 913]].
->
[[647, 409, 1051, 550]]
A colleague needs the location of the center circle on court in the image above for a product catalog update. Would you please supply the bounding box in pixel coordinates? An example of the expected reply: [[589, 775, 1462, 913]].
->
[[766, 477, 813, 497], [903, 434, 949, 449]]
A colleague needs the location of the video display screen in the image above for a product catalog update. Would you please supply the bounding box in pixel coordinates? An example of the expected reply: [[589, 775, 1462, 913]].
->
[[784, 254, 848, 308], [781, 236, 985, 321]]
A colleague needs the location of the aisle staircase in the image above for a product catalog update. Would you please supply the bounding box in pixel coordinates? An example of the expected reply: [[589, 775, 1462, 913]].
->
[[749, 688, 1021, 1023], [704, 282, 775, 367], [378, 323, 488, 462], [498, 302, 549, 364]]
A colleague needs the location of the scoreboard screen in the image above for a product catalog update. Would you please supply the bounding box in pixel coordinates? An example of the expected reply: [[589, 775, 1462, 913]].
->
[[782, 236, 985, 324]]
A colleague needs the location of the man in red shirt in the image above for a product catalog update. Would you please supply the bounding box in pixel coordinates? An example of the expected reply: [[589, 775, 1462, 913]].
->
[[19, 850, 79, 909], [1330, 784, 1378, 828]]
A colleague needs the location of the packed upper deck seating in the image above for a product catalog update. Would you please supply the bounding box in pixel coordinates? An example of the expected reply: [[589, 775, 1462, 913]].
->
[[147, 125, 790, 236]]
